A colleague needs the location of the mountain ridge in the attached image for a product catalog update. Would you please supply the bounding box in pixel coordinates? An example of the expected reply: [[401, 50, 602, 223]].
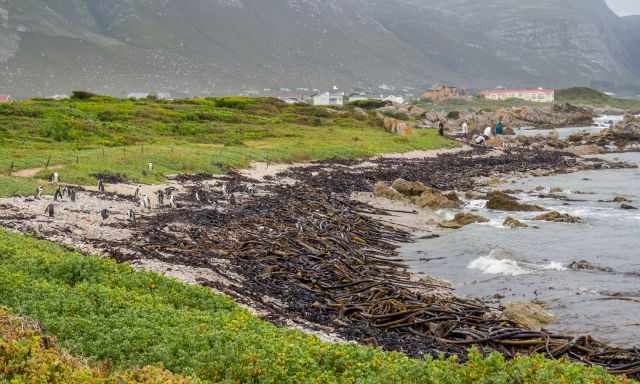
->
[[1, 0, 639, 98]]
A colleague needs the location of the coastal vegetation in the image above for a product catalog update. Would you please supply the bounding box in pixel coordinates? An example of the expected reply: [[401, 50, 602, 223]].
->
[[0, 95, 453, 192], [0, 228, 632, 384]]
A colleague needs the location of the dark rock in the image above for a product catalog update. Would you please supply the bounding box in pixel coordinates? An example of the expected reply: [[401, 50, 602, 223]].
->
[[533, 211, 583, 223], [621, 204, 638, 210]]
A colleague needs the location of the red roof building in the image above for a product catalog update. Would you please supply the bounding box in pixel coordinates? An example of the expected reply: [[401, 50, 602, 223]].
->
[[0, 95, 11, 103]]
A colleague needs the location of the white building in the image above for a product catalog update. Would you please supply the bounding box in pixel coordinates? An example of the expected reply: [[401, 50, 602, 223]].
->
[[311, 92, 345, 106], [480, 87, 555, 103], [382, 95, 405, 104], [127, 92, 150, 99]]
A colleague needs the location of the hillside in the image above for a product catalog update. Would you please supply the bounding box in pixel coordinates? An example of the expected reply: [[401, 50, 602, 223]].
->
[[1, 0, 640, 97]]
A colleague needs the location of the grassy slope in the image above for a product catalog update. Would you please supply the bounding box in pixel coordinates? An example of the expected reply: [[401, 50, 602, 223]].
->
[[0, 229, 631, 384], [0, 96, 453, 193]]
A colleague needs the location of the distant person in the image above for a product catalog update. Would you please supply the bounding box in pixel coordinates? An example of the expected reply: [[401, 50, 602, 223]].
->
[[495, 119, 504, 135], [483, 126, 493, 139], [462, 120, 469, 140], [438, 120, 445, 136]]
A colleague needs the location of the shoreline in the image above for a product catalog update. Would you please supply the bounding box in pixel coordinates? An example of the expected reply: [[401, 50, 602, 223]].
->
[[1, 145, 639, 376]]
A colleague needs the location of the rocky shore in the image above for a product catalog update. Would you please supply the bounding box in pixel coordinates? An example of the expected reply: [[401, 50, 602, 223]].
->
[[0, 147, 639, 376]]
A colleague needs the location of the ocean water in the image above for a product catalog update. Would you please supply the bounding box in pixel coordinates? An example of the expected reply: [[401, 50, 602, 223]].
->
[[513, 114, 625, 139], [401, 151, 640, 346]]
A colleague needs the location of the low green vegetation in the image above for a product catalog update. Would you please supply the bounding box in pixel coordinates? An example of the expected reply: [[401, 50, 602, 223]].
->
[[556, 87, 640, 109], [0, 229, 632, 383], [0, 95, 454, 188], [0, 308, 199, 383]]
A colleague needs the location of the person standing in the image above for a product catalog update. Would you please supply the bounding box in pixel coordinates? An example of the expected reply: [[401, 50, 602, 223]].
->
[[462, 120, 469, 140], [495, 118, 504, 135]]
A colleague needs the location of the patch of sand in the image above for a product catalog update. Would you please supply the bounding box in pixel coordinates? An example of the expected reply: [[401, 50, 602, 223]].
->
[[11, 165, 64, 178]]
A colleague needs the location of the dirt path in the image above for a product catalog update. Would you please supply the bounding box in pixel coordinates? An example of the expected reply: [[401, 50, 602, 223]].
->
[[11, 165, 64, 178]]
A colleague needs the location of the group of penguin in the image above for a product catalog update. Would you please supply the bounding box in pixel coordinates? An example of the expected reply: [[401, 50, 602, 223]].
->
[[38, 175, 174, 226]]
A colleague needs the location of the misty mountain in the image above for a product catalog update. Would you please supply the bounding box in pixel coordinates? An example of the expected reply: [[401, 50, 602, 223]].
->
[[1, 0, 639, 98]]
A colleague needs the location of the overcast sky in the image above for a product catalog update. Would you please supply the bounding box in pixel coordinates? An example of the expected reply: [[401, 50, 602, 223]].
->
[[607, 0, 640, 16]]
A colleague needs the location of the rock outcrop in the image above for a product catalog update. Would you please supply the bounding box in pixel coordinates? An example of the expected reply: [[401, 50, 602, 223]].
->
[[391, 179, 428, 196], [439, 213, 489, 229], [533, 211, 583, 223], [503, 302, 557, 331], [486, 191, 544, 212], [503, 217, 528, 229]]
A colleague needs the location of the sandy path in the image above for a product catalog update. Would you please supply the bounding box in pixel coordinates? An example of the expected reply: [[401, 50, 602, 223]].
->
[[11, 165, 64, 178]]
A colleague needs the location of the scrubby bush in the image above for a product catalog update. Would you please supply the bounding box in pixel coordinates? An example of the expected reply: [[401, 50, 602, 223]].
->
[[382, 110, 410, 121], [446, 110, 461, 120], [349, 99, 389, 109], [71, 91, 98, 100]]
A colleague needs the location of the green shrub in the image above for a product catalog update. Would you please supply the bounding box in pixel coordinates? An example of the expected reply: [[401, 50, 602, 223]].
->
[[348, 99, 388, 109], [71, 91, 98, 100], [212, 96, 256, 109], [446, 110, 460, 120], [382, 110, 410, 121]]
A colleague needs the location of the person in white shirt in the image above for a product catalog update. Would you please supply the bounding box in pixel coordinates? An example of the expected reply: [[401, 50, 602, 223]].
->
[[462, 121, 469, 140]]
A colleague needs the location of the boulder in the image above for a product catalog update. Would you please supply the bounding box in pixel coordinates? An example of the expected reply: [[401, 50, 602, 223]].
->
[[613, 196, 631, 203], [503, 217, 528, 229], [486, 191, 544, 212], [503, 302, 556, 331], [568, 144, 606, 156], [568, 260, 614, 273], [621, 204, 638, 210], [391, 179, 428, 196], [533, 211, 583, 223], [550, 187, 563, 193], [439, 213, 489, 229], [373, 182, 404, 201], [414, 190, 461, 209]]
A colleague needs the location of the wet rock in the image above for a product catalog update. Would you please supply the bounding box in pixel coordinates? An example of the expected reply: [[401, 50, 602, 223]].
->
[[621, 204, 638, 210], [373, 182, 404, 201], [503, 217, 528, 229], [533, 211, 583, 223], [568, 144, 607, 156], [568, 260, 614, 273], [465, 191, 486, 200], [391, 179, 428, 196], [486, 191, 544, 212], [439, 213, 489, 229], [550, 187, 563, 193], [613, 196, 631, 203], [503, 302, 556, 331], [414, 190, 462, 209]]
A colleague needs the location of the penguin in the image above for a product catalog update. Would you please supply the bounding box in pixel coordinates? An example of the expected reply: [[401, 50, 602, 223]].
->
[[100, 209, 109, 220], [69, 188, 77, 202], [168, 194, 176, 209], [45, 204, 55, 218], [134, 187, 140, 199], [62, 186, 69, 199], [222, 183, 228, 196], [195, 190, 201, 202], [35, 186, 43, 200], [148, 162, 154, 171], [128, 209, 137, 226], [157, 190, 164, 206], [142, 194, 151, 209], [98, 178, 105, 193], [54, 187, 63, 201], [52, 172, 59, 183]]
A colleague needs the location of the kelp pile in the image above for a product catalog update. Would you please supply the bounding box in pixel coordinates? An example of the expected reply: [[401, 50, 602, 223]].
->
[[278, 148, 579, 193], [112, 179, 640, 377]]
